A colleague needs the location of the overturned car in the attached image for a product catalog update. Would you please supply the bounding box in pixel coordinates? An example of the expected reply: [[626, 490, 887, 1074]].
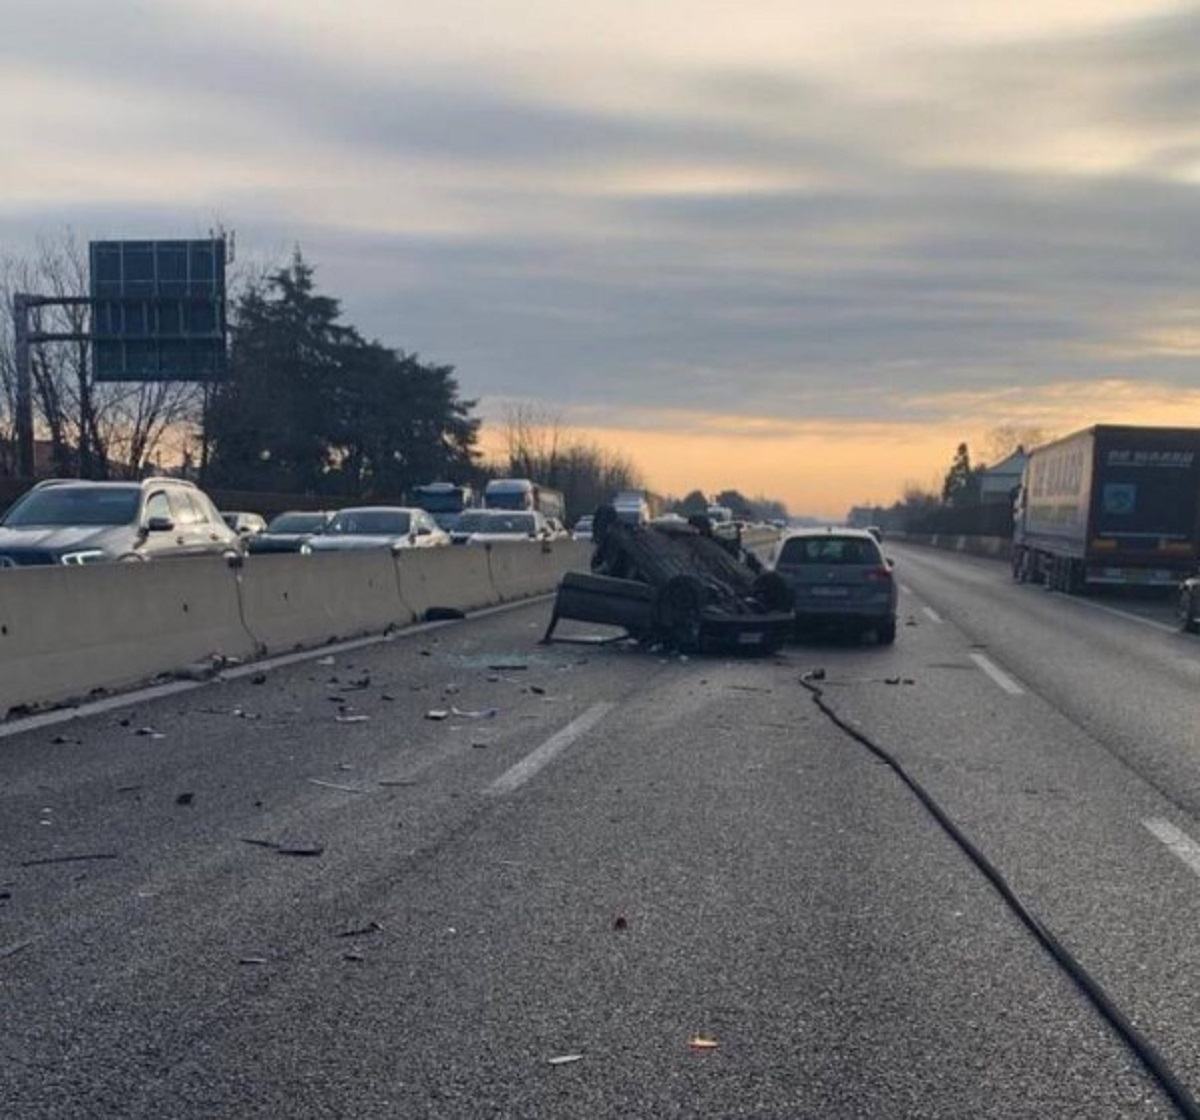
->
[[541, 506, 794, 655]]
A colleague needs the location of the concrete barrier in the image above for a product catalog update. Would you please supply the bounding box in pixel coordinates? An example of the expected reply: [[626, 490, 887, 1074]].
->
[[486, 539, 593, 602], [238, 551, 411, 655], [396, 545, 499, 618], [0, 558, 254, 718]]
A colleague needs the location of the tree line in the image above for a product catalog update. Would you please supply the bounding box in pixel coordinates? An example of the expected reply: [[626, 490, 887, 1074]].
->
[[0, 235, 792, 523]]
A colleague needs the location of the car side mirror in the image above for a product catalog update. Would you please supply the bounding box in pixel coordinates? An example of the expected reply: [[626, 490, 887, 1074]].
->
[[416, 526, 431, 536], [146, 516, 174, 533]]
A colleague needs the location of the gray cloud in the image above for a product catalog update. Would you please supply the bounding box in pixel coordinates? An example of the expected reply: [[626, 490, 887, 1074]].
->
[[5, 1, 1200, 434]]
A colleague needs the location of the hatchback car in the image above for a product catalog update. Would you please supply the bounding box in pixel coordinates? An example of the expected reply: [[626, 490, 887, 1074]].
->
[[0, 478, 242, 566], [221, 510, 268, 538], [449, 509, 552, 545], [301, 507, 449, 553], [245, 510, 333, 554], [770, 527, 897, 644]]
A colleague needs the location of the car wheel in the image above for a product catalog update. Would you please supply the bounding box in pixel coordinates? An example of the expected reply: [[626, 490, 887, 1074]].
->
[[876, 620, 897, 645], [751, 571, 792, 613], [118, 553, 146, 562]]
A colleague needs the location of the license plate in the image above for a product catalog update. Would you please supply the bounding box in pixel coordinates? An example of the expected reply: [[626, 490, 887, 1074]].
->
[[809, 586, 849, 597], [737, 632, 763, 644]]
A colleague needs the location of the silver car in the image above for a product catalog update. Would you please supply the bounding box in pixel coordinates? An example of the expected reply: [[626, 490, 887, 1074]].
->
[[302, 507, 450, 553], [770, 527, 897, 644], [0, 478, 242, 566]]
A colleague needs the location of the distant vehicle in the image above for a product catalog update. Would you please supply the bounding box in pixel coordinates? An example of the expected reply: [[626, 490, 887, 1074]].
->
[[612, 490, 652, 525], [246, 510, 333, 554], [0, 477, 241, 566], [770, 527, 897, 644], [301, 507, 449, 553], [482, 478, 566, 524], [1012, 425, 1200, 592], [865, 525, 884, 543], [450, 509, 552, 545], [221, 511, 267, 538], [411, 482, 478, 531], [572, 515, 595, 541], [706, 505, 734, 524]]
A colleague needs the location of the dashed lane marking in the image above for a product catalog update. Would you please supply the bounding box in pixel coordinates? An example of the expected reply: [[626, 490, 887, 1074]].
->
[[923, 607, 944, 624], [968, 652, 1024, 696], [1143, 818, 1200, 879], [486, 702, 616, 795]]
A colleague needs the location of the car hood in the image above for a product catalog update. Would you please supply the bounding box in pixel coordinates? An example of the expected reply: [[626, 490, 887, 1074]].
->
[[0, 524, 127, 554], [307, 535, 406, 551], [462, 532, 537, 544]]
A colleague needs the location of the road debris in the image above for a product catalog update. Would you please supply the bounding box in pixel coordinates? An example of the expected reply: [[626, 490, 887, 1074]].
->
[[425, 709, 450, 721], [378, 778, 419, 787], [613, 914, 628, 932], [336, 920, 384, 938], [239, 956, 269, 966], [276, 842, 325, 857], [335, 714, 370, 724], [450, 706, 498, 720], [317, 656, 336, 666], [175, 792, 194, 806], [20, 852, 118, 867], [308, 778, 369, 794], [688, 1035, 720, 1051], [51, 734, 81, 745], [135, 727, 165, 739], [547, 1054, 584, 1066]]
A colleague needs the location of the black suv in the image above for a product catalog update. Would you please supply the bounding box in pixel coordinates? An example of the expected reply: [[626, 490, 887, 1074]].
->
[[0, 478, 242, 566]]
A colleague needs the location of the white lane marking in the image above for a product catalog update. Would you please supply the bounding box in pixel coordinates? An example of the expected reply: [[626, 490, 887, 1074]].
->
[[968, 652, 1024, 695], [486, 702, 615, 796], [1144, 818, 1200, 879], [922, 606, 943, 624], [899, 584, 913, 596]]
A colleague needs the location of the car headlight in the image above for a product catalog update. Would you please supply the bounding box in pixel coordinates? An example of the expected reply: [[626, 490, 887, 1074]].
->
[[59, 549, 109, 565], [300, 542, 313, 555]]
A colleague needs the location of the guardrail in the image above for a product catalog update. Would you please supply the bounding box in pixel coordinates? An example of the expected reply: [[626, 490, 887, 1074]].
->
[[0, 540, 593, 720]]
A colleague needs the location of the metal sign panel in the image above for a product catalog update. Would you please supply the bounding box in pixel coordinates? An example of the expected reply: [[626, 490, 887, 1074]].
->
[[89, 239, 227, 381]]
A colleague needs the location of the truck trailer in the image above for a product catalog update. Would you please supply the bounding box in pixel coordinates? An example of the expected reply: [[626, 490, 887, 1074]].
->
[[1011, 425, 1200, 592]]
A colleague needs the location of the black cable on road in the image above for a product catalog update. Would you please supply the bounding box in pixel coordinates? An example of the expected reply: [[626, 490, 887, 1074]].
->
[[799, 672, 1200, 1120]]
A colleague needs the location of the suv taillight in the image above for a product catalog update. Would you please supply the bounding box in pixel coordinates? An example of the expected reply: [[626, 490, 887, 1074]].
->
[[865, 565, 892, 582]]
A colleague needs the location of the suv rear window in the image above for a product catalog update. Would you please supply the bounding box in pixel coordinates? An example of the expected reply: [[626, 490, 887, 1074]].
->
[[778, 535, 882, 565]]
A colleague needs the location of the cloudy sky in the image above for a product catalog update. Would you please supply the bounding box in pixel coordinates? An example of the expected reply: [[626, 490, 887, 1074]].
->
[[4, 0, 1200, 516]]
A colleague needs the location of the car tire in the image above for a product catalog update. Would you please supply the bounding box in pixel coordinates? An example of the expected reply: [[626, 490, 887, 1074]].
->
[[751, 571, 792, 613], [876, 620, 897, 645]]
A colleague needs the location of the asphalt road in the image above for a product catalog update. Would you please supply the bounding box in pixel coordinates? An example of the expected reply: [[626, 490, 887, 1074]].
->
[[2, 550, 1199, 1118]]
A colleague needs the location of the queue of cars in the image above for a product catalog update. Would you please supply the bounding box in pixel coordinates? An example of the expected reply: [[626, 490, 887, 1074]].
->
[[0, 479, 575, 567]]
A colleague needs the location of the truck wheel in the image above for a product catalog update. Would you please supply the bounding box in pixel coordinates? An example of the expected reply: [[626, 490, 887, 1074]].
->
[[1181, 589, 1200, 634]]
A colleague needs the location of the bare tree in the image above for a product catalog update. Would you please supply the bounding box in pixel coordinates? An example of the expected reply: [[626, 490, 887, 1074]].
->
[[500, 401, 567, 483], [1, 233, 205, 478]]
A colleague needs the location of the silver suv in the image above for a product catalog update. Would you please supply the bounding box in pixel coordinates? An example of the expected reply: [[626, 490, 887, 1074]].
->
[[0, 478, 242, 566]]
